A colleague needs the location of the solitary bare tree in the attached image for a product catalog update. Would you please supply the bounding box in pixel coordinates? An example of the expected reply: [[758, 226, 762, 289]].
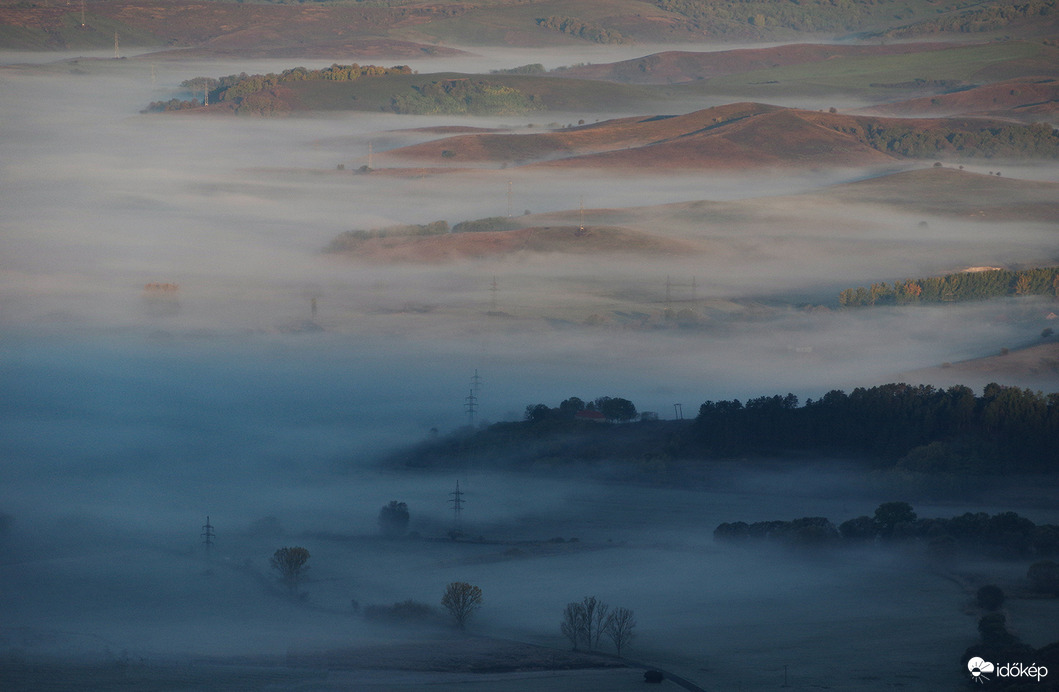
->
[[270, 546, 310, 594], [441, 581, 482, 630], [560, 601, 586, 650], [606, 607, 636, 656]]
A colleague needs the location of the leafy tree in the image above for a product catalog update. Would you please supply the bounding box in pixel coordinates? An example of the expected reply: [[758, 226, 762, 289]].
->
[[525, 403, 552, 422], [441, 581, 483, 630], [378, 501, 410, 538], [558, 397, 586, 418], [605, 607, 636, 656], [874, 502, 917, 538], [270, 546, 310, 594], [595, 396, 637, 422]]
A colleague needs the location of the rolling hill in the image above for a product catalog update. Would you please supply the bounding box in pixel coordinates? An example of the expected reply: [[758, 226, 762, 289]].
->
[[382, 102, 1059, 170]]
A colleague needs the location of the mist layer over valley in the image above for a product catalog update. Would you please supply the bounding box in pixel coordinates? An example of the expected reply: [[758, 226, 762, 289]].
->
[[2, 35, 1059, 692]]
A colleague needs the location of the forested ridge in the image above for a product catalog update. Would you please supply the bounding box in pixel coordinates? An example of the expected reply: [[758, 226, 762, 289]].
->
[[395, 383, 1059, 475], [839, 266, 1059, 307]]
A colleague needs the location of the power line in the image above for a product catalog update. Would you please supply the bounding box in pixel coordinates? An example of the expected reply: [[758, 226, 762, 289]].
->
[[201, 516, 215, 552], [449, 480, 465, 531], [465, 388, 478, 427]]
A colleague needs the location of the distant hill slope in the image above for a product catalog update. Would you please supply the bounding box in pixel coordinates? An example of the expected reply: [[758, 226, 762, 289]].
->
[[1, 0, 1052, 52], [554, 41, 1058, 101], [552, 43, 957, 84], [384, 102, 1059, 169]]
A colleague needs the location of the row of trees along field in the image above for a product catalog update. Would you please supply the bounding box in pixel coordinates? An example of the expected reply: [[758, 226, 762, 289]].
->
[[694, 383, 1058, 472], [714, 501, 1059, 559], [144, 64, 413, 114], [838, 266, 1059, 307]]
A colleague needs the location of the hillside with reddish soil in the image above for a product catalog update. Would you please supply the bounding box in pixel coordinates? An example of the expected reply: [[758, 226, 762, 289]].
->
[[383, 102, 1059, 170], [326, 225, 695, 263], [863, 78, 1059, 122]]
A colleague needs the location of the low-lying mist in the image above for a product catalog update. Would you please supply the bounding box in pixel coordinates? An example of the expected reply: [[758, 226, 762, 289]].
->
[[3, 46, 1058, 690]]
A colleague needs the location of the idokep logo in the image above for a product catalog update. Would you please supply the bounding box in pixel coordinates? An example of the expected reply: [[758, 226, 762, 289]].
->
[[968, 657, 995, 683], [968, 657, 1049, 684]]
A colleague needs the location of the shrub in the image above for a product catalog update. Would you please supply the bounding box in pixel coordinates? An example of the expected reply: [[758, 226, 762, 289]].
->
[[363, 599, 438, 623]]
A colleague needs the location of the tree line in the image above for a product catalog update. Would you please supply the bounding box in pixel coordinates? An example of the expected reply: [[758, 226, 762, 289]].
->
[[838, 266, 1059, 307], [694, 383, 1058, 473], [714, 501, 1059, 559], [143, 64, 413, 115]]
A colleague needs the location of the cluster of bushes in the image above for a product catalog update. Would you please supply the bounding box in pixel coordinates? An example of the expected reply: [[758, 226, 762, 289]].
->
[[143, 98, 202, 113], [491, 64, 547, 75], [714, 516, 840, 546], [535, 16, 627, 44], [839, 266, 1059, 307], [715, 502, 1059, 559], [390, 79, 542, 116], [451, 217, 519, 234], [694, 383, 1059, 473], [363, 599, 440, 624], [324, 221, 450, 252]]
